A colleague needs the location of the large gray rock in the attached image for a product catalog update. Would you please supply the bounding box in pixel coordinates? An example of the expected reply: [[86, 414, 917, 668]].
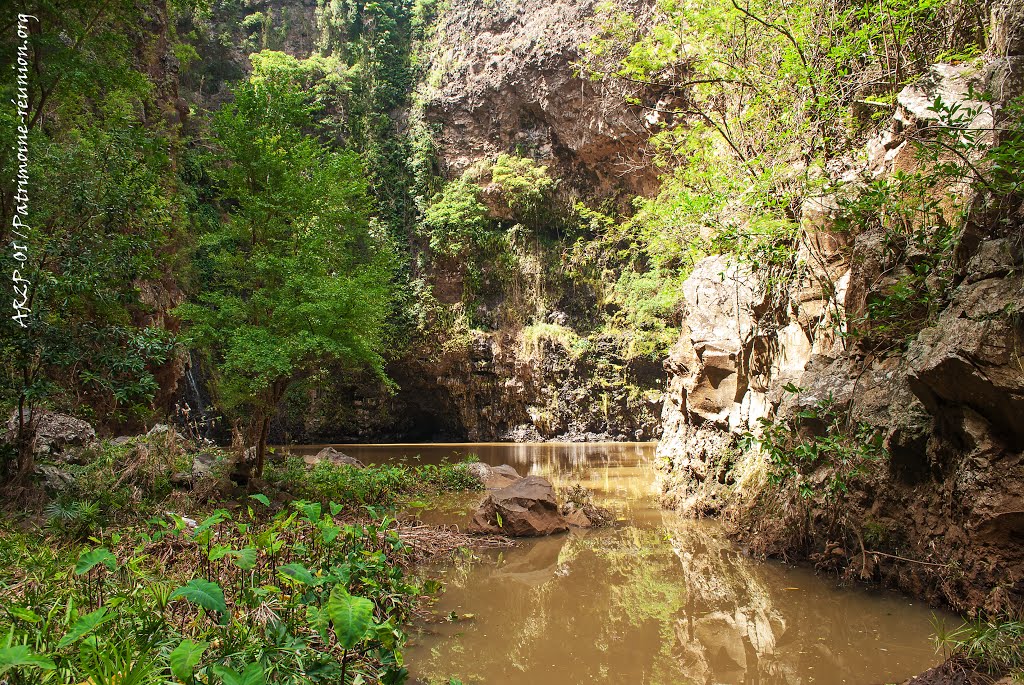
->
[[894, 62, 992, 132], [306, 446, 365, 468], [462, 462, 523, 489], [146, 423, 189, 443], [468, 476, 569, 537], [4, 409, 96, 458], [906, 273, 1024, 449]]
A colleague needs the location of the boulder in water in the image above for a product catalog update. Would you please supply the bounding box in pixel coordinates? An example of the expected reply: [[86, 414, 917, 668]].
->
[[490, 464, 521, 479], [461, 462, 523, 489], [468, 476, 568, 537]]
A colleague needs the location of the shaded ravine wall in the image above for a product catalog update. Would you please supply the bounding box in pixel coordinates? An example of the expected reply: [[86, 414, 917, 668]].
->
[[654, 22, 1024, 614]]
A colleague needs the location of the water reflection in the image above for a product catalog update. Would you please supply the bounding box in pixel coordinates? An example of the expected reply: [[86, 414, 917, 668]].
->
[[289, 442, 948, 684]]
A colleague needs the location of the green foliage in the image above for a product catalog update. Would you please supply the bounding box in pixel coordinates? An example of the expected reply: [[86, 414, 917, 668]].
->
[[0, 500, 424, 685], [934, 616, 1024, 676], [316, 0, 418, 237], [168, 579, 230, 621], [518, 323, 584, 361], [421, 176, 495, 258], [327, 586, 374, 649], [0, 0, 187, 481], [41, 435, 202, 532], [74, 548, 118, 576], [573, 0, 987, 360], [177, 56, 396, 472], [490, 154, 556, 228], [834, 95, 1024, 351], [169, 639, 209, 681], [267, 458, 481, 510], [744, 384, 887, 501], [0, 646, 57, 677]]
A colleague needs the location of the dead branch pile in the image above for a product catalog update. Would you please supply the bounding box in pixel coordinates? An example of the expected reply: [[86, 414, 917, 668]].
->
[[397, 521, 516, 563]]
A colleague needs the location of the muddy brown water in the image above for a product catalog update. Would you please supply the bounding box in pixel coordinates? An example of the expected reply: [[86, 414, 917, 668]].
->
[[287, 442, 955, 685]]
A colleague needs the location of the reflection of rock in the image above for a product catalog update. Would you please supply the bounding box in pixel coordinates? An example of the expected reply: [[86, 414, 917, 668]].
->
[[563, 508, 592, 527], [667, 522, 792, 683], [494, 534, 567, 586], [468, 476, 569, 536], [305, 446, 365, 468]]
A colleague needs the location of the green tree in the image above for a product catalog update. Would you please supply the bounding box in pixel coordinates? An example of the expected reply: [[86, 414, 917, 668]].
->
[[0, 0, 180, 483], [178, 55, 395, 478]]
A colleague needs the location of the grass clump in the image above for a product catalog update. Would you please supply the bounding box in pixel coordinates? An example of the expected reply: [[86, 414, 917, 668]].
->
[[934, 615, 1024, 679], [265, 457, 481, 511], [518, 323, 584, 362]]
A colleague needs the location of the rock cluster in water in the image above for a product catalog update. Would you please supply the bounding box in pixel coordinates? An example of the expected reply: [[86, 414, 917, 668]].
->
[[465, 463, 610, 536]]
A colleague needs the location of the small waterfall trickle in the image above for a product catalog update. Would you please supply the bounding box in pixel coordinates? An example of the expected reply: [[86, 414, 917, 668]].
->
[[176, 351, 216, 440]]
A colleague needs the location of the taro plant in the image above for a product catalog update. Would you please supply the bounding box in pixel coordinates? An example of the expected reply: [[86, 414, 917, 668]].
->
[[0, 496, 427, 685]]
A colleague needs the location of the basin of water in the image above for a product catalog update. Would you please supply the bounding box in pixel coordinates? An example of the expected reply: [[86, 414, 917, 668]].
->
[[288, 442, 952, 685]]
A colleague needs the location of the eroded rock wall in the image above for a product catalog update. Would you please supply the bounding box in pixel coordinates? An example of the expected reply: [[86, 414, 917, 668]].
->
[[656, 51, 1024, 613], [419, 0, 658, 198], [274, 329, 664, 443]]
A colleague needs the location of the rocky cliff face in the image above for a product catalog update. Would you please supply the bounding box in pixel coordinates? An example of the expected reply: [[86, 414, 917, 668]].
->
[[274, 328, 664, 443], [264, 0, 669, 444], [419, 0, 657, 199], [656, 46, 1024, 613]]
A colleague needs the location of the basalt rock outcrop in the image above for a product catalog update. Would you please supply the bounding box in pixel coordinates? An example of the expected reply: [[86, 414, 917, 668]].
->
[[3, 410, 97, 460], [273, 329, 664, 443], [469, 475, 570, 537], [656, 52, 1024, 614], [420, 0, 659, 199]]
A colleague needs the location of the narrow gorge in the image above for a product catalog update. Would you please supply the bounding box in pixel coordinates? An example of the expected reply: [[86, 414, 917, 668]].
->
[[1, 0, 1022, 683]]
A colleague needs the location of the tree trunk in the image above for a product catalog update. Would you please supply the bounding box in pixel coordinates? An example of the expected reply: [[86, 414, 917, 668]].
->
[[254, 413, 271, 478], [248, 377, 288, 481], [13, 400, 37, 484]]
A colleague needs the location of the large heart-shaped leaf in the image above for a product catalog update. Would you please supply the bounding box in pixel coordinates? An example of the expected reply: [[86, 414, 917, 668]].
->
[[169, 639, 208, 681], [327, 586, 374, 649], [0, 646, 57, 675], [294, 501, 321, 523], [319, 523, 341, 545], [249, 493, 270, 507], [75, 547, 117, 575], [230, 547, 258, 571], [278, 563, 318, 586], [57, 607, 112, 648], [169, 579, 228, 619], [212, 662, 265, 685]]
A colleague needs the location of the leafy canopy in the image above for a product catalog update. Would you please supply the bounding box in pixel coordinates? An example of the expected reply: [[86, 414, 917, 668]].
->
[[178, 52, 396, 420]]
